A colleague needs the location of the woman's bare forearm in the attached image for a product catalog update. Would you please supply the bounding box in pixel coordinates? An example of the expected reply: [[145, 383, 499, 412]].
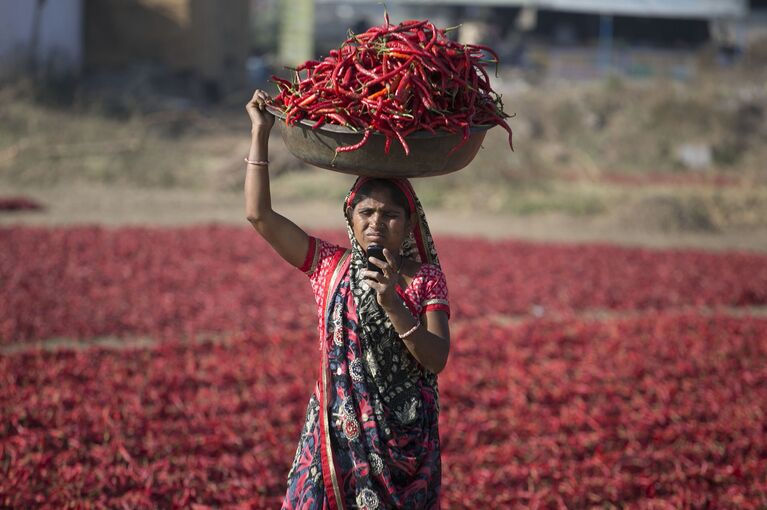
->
[[243, 128, 309, 268], [383, 299, 450, 374], [244, 128, 272, 220]]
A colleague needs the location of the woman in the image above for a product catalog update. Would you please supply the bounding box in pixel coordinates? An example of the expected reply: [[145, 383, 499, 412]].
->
[[245, 89, 451, 510]]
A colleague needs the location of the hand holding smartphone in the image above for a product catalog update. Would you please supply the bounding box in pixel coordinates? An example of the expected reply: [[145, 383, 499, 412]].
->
[[366, 244, 386, 273]]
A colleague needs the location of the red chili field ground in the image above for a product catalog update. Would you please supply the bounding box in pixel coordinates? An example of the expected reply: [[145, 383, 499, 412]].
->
[[1, 226, 766, 508]]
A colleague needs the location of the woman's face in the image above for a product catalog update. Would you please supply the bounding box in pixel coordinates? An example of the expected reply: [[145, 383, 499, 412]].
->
[[347, 189, 413, 254]]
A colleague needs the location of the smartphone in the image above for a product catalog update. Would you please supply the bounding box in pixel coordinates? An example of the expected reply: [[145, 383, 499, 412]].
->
[[367, 244, 386, 273]]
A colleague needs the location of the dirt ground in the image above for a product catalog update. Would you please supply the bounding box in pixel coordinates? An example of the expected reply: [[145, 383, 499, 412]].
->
[[2, 182, 766, 253], [2, 74, 766, 253]]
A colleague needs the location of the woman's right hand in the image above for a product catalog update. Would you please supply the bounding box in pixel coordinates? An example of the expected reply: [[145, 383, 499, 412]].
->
[[246, 89, 275, 134]]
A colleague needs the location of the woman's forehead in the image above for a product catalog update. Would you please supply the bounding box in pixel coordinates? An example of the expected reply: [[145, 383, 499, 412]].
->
[[354, 190, 404, 211]]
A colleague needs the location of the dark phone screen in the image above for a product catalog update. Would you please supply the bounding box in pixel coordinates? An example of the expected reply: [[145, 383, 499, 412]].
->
[[367, 245, 385, 273]]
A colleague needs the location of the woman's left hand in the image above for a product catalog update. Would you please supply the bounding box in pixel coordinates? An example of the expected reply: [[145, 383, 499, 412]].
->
[[362, 248, 402, 309]]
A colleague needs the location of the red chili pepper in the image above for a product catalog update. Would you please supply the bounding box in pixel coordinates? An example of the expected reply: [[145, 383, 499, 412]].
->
[[388, 71, 403, 95], [390, 20, 428, 34], [335, 128, 372, 154], [469, 43, 501, 64], [447, 121, 470, 157], [311, 107, 340, 115], [367, 87, 387, 101], [354, 59, 378, 80], [394, 71, 411, 106], [389, 32, 432, 57], [366, 55, 415, 87], [410, 73, 436, 110], [296, 60, 319, 72], [305, 100, 334, 112], [311, 115, 327, 130], [488, 113, 514, 151], [327, 112, 349, 126], [387, 118, 410, 156], [342, 66, 353, 88], [297, 93, 317, 108], [424, 23, 439, 51], [386, 51, 411, 60]]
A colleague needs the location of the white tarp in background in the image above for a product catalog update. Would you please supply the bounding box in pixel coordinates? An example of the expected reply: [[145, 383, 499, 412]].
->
[[315, 0, 748, 19], [514, 0, 747, 18]]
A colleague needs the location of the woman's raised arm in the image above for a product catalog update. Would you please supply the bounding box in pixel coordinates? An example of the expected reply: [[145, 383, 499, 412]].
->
[[244, 89, 309, 268]]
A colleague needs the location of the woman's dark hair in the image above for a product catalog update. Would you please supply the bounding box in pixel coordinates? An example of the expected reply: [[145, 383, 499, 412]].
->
[[348, 179, 411, 219]]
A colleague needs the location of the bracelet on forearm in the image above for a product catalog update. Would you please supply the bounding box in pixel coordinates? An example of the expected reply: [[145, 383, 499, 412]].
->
[[244, 157, 269, 166], [398, 319, 420, 340]]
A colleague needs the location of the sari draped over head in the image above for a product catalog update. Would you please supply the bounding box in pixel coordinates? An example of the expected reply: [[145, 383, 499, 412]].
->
[[281, 177, 449, 510]]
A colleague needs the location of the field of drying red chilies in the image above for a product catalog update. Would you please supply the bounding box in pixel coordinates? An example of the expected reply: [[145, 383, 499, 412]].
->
[[2, 225, 767, 509]]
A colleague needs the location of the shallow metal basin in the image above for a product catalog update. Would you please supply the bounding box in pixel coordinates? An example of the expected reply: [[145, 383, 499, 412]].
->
[[267, 105, 491, 178]]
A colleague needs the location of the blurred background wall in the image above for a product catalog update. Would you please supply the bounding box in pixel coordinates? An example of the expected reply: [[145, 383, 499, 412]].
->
[[0, 0, 83, 80], [2, 0, 765, 102], [83, 0, 249, 102]]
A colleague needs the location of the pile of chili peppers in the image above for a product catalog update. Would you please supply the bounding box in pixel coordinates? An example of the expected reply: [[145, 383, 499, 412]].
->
[[271, 13, 514, 156]]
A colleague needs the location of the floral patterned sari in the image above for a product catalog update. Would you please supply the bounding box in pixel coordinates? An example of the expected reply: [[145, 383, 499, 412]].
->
[[281, 177, 450, 510]]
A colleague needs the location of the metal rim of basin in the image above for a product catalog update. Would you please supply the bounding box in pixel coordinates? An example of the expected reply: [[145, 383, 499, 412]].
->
[[265, 104, 493, 138], [264, 104, 494, 178]]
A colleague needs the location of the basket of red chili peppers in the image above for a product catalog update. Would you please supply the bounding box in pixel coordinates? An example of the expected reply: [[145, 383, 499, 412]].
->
[[269, 13, 514, 178]]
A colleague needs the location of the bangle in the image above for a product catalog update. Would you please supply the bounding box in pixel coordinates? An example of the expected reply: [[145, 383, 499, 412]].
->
[[398, 319, 420, 340], [244, 157, 269, 166]]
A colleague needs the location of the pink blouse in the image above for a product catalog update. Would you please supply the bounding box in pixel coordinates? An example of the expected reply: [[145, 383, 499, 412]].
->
[[298, 236, 450, 321]]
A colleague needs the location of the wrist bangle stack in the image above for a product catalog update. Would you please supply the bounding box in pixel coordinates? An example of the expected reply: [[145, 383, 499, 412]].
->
[[244, 157, 269, 166], [399, 320, 420, 340]]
